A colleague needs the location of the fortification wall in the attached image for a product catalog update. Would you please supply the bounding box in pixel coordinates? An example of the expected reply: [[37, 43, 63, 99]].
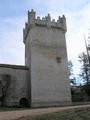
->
[[0, 64, 29, 106]]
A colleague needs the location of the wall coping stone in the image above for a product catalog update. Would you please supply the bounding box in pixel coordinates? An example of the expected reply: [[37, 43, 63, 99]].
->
[[0, 64, 29, 70]]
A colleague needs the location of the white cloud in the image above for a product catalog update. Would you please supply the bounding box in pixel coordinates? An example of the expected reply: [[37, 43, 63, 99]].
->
[[0, 0, 90, 77], [66, 4, 90, 76], [38, 1, 90, 76], [0, 16, 26, 65]]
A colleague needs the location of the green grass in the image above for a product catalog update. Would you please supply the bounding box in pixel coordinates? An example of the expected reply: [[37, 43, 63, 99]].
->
[[16, 107, 90, 120], [0, 107, 28, 112]]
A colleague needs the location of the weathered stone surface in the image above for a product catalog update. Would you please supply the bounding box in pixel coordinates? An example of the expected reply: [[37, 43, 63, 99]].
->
[[0, 64, 29, 106], [24, 10, 71, 107], [0, 10, 71, 107]]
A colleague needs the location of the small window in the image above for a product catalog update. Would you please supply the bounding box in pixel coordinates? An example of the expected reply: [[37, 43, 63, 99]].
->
[[56, 57, 61, 63]]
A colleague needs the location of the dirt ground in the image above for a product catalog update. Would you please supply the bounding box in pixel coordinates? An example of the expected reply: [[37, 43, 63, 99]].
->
[[0, 105, 90, 120]]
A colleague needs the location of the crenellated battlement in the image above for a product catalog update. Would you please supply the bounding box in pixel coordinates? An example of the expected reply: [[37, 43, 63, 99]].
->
[[23, 9, 67, 42], [35, 14, 66, 29]]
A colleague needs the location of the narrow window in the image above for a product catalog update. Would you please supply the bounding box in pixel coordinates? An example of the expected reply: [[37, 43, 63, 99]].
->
[[56, 57, 61, 63]]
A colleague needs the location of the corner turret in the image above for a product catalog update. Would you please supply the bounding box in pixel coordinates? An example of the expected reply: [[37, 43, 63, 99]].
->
[[28, 9, 36, 27], [61, 15, 67, 32]]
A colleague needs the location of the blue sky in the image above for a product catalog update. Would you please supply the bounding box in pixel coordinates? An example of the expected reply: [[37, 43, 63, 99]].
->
[[0, 0, 90, 77]]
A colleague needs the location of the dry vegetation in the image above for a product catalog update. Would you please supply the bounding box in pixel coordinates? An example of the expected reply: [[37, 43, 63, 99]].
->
[[16, 107, 90, 120]]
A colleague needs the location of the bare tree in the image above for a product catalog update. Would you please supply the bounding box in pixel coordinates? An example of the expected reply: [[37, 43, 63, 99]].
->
[[78, 52, 89, 84], [68, 60, 73, 77], [68, 60, 76, 85], [78, 52, 90, 98], [0, 74, 12, 107]]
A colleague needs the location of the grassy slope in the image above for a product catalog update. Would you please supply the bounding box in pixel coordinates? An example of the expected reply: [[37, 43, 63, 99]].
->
[[17, 107, 90, 120], [0, 107, 28, 112]]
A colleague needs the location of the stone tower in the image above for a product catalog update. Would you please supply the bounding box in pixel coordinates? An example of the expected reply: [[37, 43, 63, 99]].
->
[[23, 9, 71, 107]]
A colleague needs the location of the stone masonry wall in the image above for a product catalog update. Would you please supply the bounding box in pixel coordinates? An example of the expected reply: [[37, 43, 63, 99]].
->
[[0, 64, 29, 106], [24, 10, 71, 107]]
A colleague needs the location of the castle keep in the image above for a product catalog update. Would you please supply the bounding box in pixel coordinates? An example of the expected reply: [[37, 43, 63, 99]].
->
[[0, 10, 71, 107]]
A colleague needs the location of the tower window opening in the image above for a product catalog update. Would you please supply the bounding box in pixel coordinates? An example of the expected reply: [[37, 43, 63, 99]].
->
[[56, 57, 61, 63]]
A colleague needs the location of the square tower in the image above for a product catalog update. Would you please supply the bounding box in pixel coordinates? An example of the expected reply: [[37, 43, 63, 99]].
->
[[23, 9, 71, 107]]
